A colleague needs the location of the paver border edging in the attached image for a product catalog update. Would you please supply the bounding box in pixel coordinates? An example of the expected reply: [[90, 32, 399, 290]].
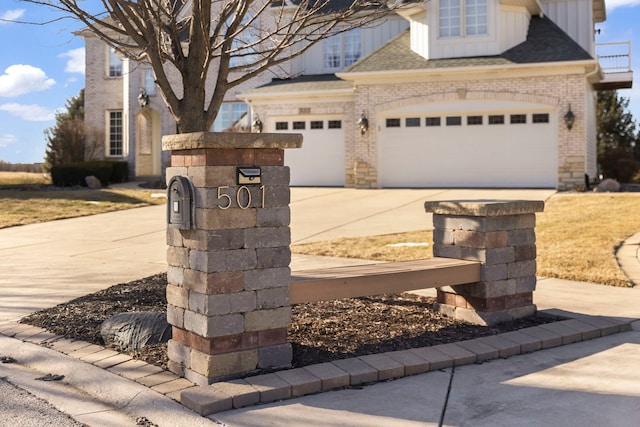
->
[[1, 310, 634, 417]]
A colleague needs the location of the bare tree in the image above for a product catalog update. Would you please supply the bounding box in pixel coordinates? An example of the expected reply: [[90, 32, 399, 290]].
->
[[22, 0, 393, 133]]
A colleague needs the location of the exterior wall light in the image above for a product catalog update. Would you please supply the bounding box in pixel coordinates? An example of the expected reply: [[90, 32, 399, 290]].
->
[[137, 88, 149, 108], [564, 104, 575, 130], [357, 112, 369, 135], [252, 116, 263, 133]]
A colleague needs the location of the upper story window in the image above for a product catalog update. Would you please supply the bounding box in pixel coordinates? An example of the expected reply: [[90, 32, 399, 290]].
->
[[108, 47, 122, 78], [144, 70, 157, 95], [324, 28, 361, 70], [439, 0, 487, 38], [228, 15, 259, 69]]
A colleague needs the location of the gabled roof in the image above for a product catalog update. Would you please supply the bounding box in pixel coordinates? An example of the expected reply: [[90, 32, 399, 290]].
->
[[244, 74, 353, 96], [346, 16, 593, 74]]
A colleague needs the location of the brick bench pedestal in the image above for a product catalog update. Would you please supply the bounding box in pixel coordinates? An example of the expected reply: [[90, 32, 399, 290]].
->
[[424, 200, 545, 326]]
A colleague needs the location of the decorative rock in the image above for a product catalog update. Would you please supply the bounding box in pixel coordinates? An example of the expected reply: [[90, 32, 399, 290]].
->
[[593, 178, 620, 192], [101, 311, 171, 351], [85, 175, 102, 189]]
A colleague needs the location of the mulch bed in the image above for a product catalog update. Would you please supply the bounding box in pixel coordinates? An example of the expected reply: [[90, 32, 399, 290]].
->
[[21, 273, 553, 371]]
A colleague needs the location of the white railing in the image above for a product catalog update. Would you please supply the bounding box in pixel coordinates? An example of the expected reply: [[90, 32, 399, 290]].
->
[[596, 41, 632, 74]]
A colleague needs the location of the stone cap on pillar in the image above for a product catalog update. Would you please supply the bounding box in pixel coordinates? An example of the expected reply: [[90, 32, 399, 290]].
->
[[162, 132, 303, 151], [424, 200, 545, 216]]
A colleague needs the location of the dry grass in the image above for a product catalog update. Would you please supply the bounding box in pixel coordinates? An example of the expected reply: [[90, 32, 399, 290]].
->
[[0, 172, 166, 229], [0, 171, 50, 186], [293, 193, 640, 287]]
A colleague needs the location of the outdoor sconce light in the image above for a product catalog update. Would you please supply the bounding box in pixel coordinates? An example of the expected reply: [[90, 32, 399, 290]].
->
[[357, 112, 369, 135], [564, 104, 575, 130], [252, 116, 263, 133], [137, 88, 149, 108]]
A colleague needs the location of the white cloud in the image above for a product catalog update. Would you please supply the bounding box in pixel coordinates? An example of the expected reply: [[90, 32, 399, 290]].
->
[[0, 103, 55, 121], [0, 134, 18, 148], [59, 48, 85, 74], [0, 9, 25, 23], [607, 0, 640, 11], [0, 65, 56, 97]]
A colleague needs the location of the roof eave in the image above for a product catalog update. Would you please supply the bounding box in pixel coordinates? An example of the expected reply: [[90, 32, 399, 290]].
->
[[338, 59, 600, 82]]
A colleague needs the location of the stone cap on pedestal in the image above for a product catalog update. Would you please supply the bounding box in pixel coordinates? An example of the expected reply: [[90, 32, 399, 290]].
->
[[162, 132, 303, 151], [424, 200, 545, 216]]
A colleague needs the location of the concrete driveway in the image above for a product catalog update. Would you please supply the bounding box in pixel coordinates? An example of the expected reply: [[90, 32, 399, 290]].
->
[[290, 188, 556, 244]]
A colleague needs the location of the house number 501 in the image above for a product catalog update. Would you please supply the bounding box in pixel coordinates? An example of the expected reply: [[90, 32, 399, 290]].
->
[[216, 186, 266, 209]]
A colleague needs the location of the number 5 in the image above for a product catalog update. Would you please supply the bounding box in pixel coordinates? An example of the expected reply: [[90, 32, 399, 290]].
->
[[217, 186, 232, 209]]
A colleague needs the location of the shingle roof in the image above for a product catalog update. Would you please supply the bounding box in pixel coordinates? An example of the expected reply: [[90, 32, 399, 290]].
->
[[245, 74, 353, 95], [347, 15, 593, 73]]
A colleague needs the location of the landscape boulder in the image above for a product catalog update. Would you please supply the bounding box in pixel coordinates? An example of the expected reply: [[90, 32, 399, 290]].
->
[[593, 178, 621, 193], [85, 175, 102, 189], [100, 311, 171, 352]]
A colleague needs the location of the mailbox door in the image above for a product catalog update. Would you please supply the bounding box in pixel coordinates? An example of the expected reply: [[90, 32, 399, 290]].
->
[[167, 176, 194, 229]]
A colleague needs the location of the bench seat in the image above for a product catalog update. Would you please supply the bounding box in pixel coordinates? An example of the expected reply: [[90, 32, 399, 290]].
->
[[290, 258, 481, 304]]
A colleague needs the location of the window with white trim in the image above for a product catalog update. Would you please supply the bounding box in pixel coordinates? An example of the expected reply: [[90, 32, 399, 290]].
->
[[324, 28, 361, 70], [108, 111, 123, 156], [212, 103, 250, 132], [439, 0, 487, 38], [108, 47, 122, 78], [144, 70, 156, 95]]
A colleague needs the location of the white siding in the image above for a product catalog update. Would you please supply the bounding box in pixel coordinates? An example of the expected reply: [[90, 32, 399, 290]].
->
[[410, 13, 429, 59], [541, 0, 594, 55], [498, 7, 530, 52]]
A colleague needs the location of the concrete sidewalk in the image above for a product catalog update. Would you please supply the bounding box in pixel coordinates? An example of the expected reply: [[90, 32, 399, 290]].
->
[[2, 187, 640, 427]]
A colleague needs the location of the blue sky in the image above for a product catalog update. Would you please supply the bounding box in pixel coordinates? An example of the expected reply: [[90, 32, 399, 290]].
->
[[0, 2, 639, 164]]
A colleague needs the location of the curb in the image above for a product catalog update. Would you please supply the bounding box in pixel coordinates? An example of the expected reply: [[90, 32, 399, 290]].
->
[[1, 311, 635, 418]]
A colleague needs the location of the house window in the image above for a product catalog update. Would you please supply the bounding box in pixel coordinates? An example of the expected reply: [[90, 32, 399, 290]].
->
[[310, 120, 324, 129], [108, 47, 122, 78], [426, 117, 441, 127], [324, 28, 361, 70], [275, 121, 288, 130], [328, 120, 342, 129], [406, 117, 421, 127], [467, 115, 483, 125], [439, 0, 461, 37], [108, 111, 123, 156], [228, 15, 259, 68], [465, 0, 488, 36], [510, 114, 527, 124], [439, 0, 487, 38], [293, 121, 306, 130], [533, 113, 550, 123], [144, 70, 156, 95], [212, 103, 250, 132], [446, 116, 462, 126], [386, 118, 401, 128], [489, 115, 504, 125]]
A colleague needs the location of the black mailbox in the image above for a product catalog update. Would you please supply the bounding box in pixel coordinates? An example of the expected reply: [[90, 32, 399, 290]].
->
[[167, 176, 194, 230]]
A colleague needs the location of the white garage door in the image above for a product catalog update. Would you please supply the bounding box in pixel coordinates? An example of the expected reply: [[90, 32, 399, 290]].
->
[[380, 109, 557, 188], [271, 116, 345, 186]]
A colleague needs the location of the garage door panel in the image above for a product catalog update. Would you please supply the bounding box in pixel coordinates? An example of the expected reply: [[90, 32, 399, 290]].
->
[[380, 112, 556, 188], [272, 117, 345, 186]]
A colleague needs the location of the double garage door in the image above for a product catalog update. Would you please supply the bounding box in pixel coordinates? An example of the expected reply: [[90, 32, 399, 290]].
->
[[380, 109, 558, 188], [271, 116, 345, 186]]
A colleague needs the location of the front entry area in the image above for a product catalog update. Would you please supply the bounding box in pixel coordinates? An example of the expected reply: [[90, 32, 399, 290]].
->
[[135, 108, 162, 177]]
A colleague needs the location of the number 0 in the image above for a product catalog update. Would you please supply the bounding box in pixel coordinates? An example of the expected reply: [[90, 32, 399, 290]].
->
[[237, 186, 251, 209]]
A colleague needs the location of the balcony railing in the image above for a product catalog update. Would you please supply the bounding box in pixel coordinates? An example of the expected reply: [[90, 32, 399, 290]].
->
[[594, 41, 633, 90]]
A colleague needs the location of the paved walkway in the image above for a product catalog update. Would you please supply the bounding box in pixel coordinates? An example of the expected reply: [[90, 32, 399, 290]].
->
[[1, 188, 640, 426]]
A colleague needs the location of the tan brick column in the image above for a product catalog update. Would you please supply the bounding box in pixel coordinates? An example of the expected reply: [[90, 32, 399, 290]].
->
[[424, 200, 545, 326], [162, 132, 302, 385]]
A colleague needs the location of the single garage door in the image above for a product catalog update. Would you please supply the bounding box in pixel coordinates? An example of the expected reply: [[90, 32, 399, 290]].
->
[[271, 116, 345, 186], [380, 110, 557, 188]]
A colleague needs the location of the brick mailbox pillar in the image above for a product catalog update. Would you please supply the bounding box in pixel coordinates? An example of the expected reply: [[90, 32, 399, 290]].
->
[[162, 132, 302, 385], [424, 200, 545, 326]]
